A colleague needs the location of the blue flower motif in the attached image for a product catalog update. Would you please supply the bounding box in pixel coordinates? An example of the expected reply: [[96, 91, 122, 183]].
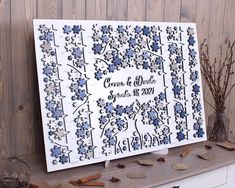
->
[[159, 92, 166, 101], [78, 145, 87, 155], [48, 131, 54, 136], [108, 64, 116, 72], [43, 65, 53, 77], [153, 118, 160, 127], [128, 37, 137, 48], [147, 109, 157, 120], [81, 121, 90, 130], [153, 34, 160, 42], [193, 122, 200, 130], [105, 128, 113, 138], [76, 128, 85, 138], [143, 61, 149, 69], [108, 137, 116, 145], [180, 111, 187, 118], [174, 103, 183, 113], [142, 26, 150, 36], [196, 127, 204, 137], [72, 25, 81, 34], [189, 49, 197, 58], [171, 77, 178, 85], [168, 44, 177, 54], [78, 78, 86, 87], [104, 102, 114, 113], [95, 71, 103, 80], [176, 56, 183, 63], [92, 43, 103, 54], [188, 35, 195, 46], [72, 47, 82, 59], [59, 155, 69, 164], [151, 42, 160, 52], [99, 115, 108, 124], [52, 108, 63, 120], [116, 117, 125, 130], [76, 89, 87, 101], [172, 85, 181, 95], [101, 25, 110, 34], [134, 26, 142, 34], [114, 105, 125, 116], [193, 84, 200, 94], [195, 103, 202, 112], [44, 32, 53, 42], [142, 51, 149, 60], [112, 56, 122, 66], [101, 35, 109, 43], [160, 136, 169, 144], [190, 71, 198, 82], [46, 101, 56, 111], [117, 25, 125, 33], [126, 48, 134, 58], [50, 145, 62, 158], [156, 57, 163, 65], [132, 142, 141, 150], [63, 25, 72, 34], [177, 131, 185, 141], [124, 106, 133, 114]]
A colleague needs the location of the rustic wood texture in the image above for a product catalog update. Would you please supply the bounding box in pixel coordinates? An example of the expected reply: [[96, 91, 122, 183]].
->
[[0, 0, 235, 158], [0, 0, 12, 159], [22, 141, 235, 187]]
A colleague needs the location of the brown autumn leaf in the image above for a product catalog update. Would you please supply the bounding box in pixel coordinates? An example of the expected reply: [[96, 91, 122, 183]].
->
[[217, 142, 235, 151], [116, 164, 125, 168], [197, 153, 215, 161], [205, 145, 212, 150], [109, 176, 120, 183], [136, 159, 155, 166], [126, 172, 146, 179], [172, 163, 188, 170], [157, 157, 165, 162]]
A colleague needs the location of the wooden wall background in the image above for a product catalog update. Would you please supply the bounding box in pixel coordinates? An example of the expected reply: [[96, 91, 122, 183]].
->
[[1, 0, 235, 158]]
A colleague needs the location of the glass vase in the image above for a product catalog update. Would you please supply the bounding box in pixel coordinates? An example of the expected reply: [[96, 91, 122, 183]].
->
[[207, 113, 230, 142], [0, 157, 30, 188]]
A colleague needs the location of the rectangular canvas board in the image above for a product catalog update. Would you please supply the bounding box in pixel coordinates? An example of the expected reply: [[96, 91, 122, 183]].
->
[[33, 19, 207, 172]]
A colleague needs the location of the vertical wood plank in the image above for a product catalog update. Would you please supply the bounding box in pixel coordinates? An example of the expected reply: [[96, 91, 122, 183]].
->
[[86, 0, 107, 20], [0, 0, 12, 159], [62, 0, 86, 19], [208, 0, 226, 59], [195, 0, 211, 44], [203, 0, 226, 122], [222, 0, 235, 135], [180, 0, 197, 22], [195, 0, 212, 126], [145, 0, 164, 21], [127, 0, 146, 21], [107, 0, 127, 20], [11, 0, 42, 156], [163, 0, 181, 22], [37, 0, 62, 19]]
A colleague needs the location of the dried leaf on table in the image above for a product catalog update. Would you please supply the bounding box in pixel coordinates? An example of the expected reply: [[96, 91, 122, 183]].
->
[[197, 153, 214, 161], [179, 147, 192, 157], [205, 144, 213, 150], [109, 176, 120, 183], [116, 163, 125, 168], [126, 172, 146, 179], [217, 141, 235, 151], [172, 163, 188, 170], [157, 157, 165, 162], [136, 159, 155, 166]]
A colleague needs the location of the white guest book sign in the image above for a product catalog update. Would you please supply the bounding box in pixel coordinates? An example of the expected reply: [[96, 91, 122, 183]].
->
[[33, 20, 206, 172]]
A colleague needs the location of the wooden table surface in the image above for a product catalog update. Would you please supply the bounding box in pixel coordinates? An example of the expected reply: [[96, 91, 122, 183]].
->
[[20, 141, 235, 188]]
